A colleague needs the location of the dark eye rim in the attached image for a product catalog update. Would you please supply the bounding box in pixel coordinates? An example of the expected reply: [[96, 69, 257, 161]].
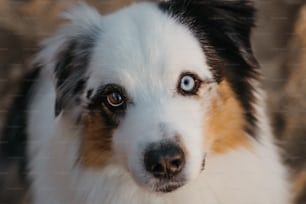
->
[[89, 84, 128, 112], [103, 84, 127, 111], [177, 72, 202, 96], [106, 92, 124, 107]]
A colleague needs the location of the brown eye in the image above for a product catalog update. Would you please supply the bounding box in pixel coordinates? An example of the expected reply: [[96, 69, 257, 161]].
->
[[106, 92, 124, 107]]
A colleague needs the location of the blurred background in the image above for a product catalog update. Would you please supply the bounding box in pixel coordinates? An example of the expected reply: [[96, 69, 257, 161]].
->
[[0, 0, 306, 203]]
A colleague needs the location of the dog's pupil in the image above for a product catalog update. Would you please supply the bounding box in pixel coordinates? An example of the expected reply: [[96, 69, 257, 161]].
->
[[108, 92, 122, 105], [113, 93, 121, 102]]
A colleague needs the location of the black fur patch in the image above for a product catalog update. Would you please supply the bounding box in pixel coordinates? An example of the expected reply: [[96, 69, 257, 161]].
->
[[296, 184, 306, 204], [0, 67, 40, 182], [159, 0, 259, 137], [54, 27, 101, 117]]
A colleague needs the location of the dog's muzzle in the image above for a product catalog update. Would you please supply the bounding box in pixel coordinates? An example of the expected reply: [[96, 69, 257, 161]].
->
[[143, 142, 186, 192]]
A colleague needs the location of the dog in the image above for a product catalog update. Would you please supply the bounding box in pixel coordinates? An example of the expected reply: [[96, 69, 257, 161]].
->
[[1, 0, 290, 203]]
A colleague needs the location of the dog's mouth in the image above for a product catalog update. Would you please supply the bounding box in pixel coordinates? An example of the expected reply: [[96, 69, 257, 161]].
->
[[154, 181, 185, 193], [144, 174, 187, 193], [130, 142, 206, 193]]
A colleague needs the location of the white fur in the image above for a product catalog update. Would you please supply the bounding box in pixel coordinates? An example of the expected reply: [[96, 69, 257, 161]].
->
[[28, 2, 290, 204]]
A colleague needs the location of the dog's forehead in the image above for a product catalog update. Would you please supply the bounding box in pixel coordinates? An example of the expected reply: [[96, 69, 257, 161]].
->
[[87, 3, 212, 92]]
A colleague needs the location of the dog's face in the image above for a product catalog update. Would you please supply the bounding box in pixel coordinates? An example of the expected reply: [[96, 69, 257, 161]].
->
[[37, 0, 258, 193]]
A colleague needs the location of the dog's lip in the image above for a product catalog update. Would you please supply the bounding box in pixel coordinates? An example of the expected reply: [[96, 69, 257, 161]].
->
[[154, 181, 185, 193]]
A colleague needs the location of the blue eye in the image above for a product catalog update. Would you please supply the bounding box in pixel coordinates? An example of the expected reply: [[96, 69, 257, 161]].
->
[[178, 73, 201, 95], [181, 75, 195, 92]]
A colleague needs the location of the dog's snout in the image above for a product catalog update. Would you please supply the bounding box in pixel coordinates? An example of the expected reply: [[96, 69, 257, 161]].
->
[[144, 142, 185, 179]]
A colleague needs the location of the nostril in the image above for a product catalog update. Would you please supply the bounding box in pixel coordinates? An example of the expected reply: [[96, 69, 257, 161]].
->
[[144, 152, 167, 178], [151, 163, 164, 173], [170, 159, 182, 169], [167, 155, 185, 176]]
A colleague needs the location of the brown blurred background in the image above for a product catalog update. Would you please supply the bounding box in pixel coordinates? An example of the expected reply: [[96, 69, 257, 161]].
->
[[0, 0, 306, 203]]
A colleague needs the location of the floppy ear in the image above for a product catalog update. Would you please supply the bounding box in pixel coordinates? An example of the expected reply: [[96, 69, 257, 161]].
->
[[159, 0, 259, 135], [35, 3, 102, 117]]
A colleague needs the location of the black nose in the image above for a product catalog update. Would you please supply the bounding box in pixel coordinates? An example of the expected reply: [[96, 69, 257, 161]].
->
[[144, 142, 185, 179]]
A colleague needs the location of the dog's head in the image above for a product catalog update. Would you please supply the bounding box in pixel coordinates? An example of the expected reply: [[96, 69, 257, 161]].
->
[[37, 0, 258, 193]]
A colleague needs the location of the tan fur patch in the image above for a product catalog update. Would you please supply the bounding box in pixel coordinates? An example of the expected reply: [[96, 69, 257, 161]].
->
[[206, 80, 252, 154], [79, 111, 113, 168], [292, 170, 306, 201]]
